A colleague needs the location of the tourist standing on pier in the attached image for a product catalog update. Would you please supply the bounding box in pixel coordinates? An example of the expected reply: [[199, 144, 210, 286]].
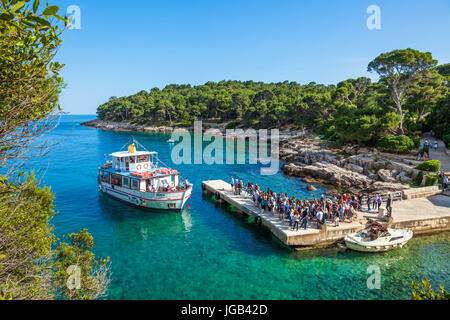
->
[[292, 211, 300, 231], [372, 195, 378, 210], [386, 194, 393, 216], [377, 195, 382, 210], [357, 193, 363, 211], [316, 210, 324, 228], [300, 213, 309, 230]]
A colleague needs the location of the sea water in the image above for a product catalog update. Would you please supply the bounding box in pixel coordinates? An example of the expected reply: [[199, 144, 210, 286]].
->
[[23, 115, 450, 300]]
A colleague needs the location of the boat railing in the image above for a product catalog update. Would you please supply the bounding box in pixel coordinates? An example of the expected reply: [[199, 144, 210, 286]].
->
[[100, 162, 113, 169]]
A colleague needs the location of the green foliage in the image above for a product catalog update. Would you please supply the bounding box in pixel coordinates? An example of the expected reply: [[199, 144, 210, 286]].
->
[[411, 135, 421, 148], [97, 81, 336, 129], [96, 49, 448, 155], [54, 230, 111, 300], [0, 1, 111, 300], [415, 160, 441, 172], [368, 48, 438, 134], [0, 173, 55, 299], [414, 171, 423, 186], [412, 279, 450, 300], [427, 93, 450, 142], [443, 134, 450, 148], [0, 0, 66, 161], [0, 175, 110, 300], [376, 135, 415, 153], [424, 174, 438, 186], [437, 63, 450, 85]]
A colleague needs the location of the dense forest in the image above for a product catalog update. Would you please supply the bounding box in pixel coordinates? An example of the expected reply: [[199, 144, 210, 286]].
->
[[97, 49, 450, 152]]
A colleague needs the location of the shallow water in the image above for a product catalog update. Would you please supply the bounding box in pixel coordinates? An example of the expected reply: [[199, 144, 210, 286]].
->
[[24, 115, 450, 300]]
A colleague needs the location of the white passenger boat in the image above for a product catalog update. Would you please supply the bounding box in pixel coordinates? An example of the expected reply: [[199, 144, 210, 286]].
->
[[344, 221, 413, 253], [98, 138, 192, 211]]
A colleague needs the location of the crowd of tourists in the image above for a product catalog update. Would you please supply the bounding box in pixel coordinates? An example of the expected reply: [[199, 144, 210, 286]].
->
[[417, 139, 439, 160], [230, 177, 392, 231]]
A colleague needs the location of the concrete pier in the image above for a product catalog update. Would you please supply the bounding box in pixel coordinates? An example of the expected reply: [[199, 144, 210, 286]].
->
[[202, 180, 450, 249]]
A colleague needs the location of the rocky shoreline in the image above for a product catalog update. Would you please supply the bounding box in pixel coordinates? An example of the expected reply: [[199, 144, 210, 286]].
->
[[82, 119, 422, 194], [81, 119, 180, 133], [80, 119, 304, 138], [279, 133, 422, 194]]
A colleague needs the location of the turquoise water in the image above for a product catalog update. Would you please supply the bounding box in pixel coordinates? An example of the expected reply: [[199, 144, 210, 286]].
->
[[25, 115, 449, 300]]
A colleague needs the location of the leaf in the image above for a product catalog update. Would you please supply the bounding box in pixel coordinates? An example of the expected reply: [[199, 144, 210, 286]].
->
[[27, 15, 51, 27], [52, 13, 66, 22], [42, 5, 59, 16], [33, 0, 40, 13], [10, 1, 25, 13], [0, 12, 14, 21]]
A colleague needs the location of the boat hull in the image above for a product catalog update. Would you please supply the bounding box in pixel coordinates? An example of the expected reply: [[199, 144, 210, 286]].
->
[[98, 182, 192, 211], [344, 229, 413, 253]]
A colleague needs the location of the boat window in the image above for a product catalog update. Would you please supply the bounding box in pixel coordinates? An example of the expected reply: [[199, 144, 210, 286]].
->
[[130, 156, 136, 164], [168, 203, 176, 209], [111, 174, 122, 186], [122, 177, 130, 188], [101, 171, 110, 183], [131, 179, 139, 190], [137, 155, 149, 163]]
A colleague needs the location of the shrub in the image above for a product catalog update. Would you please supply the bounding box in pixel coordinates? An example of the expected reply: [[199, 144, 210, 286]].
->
[[414, 171, 423, 186], [415, 160, 441, 172], [377, 135, 415, 153], [411, 135, 421, 148], [412, 279, 450, 300], [424, 174, 438, 186], [443, 134, 450, 148]]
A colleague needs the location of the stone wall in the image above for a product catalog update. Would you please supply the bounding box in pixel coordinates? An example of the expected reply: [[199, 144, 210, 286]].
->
[[402, 186, 442, 200]]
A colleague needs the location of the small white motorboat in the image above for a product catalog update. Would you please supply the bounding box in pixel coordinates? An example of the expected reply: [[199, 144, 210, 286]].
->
[[167, 139, 175, 143], [344, 220, 413, 253]]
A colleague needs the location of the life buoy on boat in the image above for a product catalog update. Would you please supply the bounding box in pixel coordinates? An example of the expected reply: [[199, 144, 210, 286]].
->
[[143, 163, 149, 170], [133, 197, 142, 206], [136, 164, 142, 170]]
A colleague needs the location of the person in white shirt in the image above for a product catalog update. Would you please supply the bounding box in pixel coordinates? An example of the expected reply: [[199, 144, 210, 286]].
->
[[316, 210, 324, 227]]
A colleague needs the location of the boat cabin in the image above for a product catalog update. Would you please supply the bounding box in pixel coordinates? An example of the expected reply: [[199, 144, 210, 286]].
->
[[110, 150, 158, 173]]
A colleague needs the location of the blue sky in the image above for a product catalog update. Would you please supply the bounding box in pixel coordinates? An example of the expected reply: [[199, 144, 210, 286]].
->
[[54, 0, 450, 114]]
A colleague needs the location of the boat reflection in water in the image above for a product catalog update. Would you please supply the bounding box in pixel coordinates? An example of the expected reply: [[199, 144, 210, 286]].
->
[[98, 191, 194, 242]]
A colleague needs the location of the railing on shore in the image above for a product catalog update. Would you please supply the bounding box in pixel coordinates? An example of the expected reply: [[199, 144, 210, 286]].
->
[[360, 191, 403, 205]]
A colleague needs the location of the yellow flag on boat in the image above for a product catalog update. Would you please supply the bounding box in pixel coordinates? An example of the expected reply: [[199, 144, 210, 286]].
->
[[128, 143, 136, 154]]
